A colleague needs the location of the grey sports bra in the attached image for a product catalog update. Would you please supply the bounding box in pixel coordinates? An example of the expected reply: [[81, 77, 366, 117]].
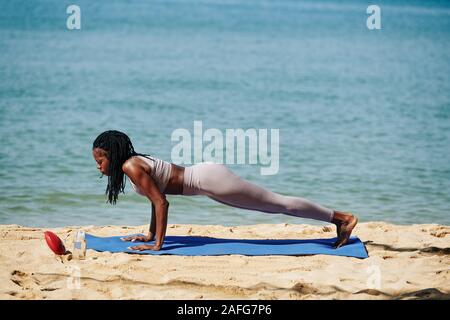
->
[[128, 155, 172, 194]]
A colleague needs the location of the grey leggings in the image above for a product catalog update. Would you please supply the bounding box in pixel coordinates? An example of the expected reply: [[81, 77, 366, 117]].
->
[[182, 162, 334, 222]]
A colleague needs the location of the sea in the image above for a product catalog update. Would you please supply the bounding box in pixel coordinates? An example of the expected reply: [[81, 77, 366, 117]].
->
[[1, 0, 449, 227]]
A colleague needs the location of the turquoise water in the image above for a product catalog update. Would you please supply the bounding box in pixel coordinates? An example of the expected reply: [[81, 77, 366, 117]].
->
[[1, 0, 449, 228]]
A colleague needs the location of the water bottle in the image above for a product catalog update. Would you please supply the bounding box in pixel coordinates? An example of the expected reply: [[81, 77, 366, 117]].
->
[[73, 230, 87, 260]]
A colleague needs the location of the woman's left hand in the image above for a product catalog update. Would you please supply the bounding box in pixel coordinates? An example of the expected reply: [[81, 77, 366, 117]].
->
[[128, 244, 162, 251]]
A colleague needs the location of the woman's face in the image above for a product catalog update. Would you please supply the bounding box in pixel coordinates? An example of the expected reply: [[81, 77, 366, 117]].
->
[[92, 148, 110, 176]]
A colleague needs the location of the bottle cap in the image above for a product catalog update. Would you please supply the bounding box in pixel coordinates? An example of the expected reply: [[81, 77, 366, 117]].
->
[[76, 230, 85, 242]]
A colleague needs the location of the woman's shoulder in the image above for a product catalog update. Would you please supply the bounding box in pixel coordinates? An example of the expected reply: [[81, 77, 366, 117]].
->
[[122, 156, 152, 174]]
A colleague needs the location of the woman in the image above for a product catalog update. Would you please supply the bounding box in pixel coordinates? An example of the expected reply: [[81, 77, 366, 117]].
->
[[92, 130, 358, 251]]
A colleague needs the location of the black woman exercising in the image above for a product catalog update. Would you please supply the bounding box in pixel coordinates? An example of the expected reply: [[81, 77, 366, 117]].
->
[[92, 130, 358, 251]]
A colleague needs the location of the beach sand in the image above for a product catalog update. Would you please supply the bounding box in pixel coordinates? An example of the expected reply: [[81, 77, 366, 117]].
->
[[0, 222, 449, 300]]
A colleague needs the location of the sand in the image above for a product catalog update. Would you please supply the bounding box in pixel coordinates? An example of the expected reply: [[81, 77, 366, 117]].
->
[[0, 222, 449, 300]]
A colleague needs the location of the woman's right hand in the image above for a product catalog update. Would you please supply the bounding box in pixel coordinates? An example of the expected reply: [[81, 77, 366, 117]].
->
[[120, 234, 154, 243]]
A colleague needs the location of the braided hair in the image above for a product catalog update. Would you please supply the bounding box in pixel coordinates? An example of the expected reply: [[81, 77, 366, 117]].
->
[[93, 130, 150, 205]]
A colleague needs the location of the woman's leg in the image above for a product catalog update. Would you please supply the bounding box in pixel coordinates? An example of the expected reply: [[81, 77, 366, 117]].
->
[[195, 163, 334, 223]]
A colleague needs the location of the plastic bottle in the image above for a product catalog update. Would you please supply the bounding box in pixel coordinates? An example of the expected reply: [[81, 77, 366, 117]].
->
[[73, 230, 86, 260]]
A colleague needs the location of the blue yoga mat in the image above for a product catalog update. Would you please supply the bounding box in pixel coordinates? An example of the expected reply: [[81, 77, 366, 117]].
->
[[86, 233, 369, 258]]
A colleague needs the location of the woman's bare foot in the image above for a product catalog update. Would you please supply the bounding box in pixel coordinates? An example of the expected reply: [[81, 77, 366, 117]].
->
[[331, 211, 358, 249]]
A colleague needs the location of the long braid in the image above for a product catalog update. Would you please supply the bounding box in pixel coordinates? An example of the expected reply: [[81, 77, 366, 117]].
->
[[93, 130, 147, 205]]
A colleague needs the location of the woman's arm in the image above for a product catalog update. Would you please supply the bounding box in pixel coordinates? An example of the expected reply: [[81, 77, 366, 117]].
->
[[151, 200, 168, 249], [122, 159, 169, 250], [149, 203, 156, 239]]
